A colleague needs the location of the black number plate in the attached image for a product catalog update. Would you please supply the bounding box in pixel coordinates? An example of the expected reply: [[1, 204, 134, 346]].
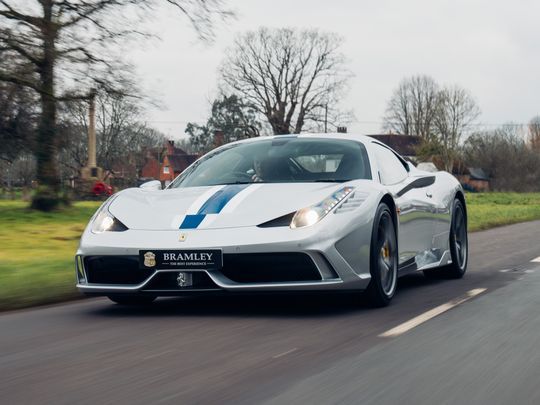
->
[[139, 249, 222, 270]]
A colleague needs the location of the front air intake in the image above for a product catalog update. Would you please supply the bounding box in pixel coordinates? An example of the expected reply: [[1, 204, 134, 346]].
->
[[219, 253, 322, 283]]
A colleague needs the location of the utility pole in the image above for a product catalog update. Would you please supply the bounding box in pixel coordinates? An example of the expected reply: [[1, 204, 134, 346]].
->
[[324, 103, 328, 133], [87, 90, 97, 172]]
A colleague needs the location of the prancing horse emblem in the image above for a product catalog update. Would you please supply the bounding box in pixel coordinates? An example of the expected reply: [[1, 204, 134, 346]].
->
[[143, 251, 156, 268], [177, 272, 192, 287]]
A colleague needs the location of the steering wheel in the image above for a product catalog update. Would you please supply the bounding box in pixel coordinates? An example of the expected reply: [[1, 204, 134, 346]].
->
[[221, 171, 253, 182]]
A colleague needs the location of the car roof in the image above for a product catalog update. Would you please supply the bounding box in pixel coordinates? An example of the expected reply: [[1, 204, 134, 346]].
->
[[229, 132, 375, 147]]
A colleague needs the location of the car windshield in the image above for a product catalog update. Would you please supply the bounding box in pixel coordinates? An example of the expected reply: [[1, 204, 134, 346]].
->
[[169, 137, 372, 188]]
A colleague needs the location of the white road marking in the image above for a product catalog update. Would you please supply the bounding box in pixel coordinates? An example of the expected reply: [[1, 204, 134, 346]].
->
[[379, 288, 487, 338], [531, 256, 540, 263], [272, 348, 298, 359], [499, 269, 510, 273]]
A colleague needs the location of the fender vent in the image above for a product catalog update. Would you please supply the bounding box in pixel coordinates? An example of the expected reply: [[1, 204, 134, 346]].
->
[[335, 192, 369, 214]]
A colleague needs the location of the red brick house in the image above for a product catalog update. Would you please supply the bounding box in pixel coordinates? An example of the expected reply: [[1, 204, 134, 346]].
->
[[140, 149, 161, 180], [141, 140, 198, 186]]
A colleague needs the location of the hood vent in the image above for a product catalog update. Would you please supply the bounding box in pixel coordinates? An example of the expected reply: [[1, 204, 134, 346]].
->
[[257, 212, 296, 228]]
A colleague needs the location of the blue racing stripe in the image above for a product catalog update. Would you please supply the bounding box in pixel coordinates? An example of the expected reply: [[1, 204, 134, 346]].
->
[[179, 184, 250, 229], [179, 214, 206, 229], [196, 184, 250, 215]]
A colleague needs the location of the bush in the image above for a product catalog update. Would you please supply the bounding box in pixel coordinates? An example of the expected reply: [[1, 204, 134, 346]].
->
[[463, 128, 540, 192]]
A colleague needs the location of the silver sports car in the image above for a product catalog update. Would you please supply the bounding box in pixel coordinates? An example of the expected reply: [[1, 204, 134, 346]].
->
[[76, 133, 468, 307]]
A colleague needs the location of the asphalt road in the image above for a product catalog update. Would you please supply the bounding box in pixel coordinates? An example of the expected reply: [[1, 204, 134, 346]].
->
[[2, 220, 540, 404]]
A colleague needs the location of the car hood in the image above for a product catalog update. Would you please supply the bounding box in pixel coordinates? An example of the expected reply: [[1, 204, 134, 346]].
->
[[108, 182, 366, 230]]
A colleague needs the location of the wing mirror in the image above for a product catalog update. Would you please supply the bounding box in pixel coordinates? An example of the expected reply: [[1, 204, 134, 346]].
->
[[396, 176, 435, 197], [139, 180, 162, 191], [411, 176, 435, 188]]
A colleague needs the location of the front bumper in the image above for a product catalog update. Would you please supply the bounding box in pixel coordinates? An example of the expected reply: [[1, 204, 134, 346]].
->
[[76, 223, 373, 295]]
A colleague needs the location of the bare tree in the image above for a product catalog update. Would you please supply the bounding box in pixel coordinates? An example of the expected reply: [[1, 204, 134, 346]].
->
[[528, 116, 540, 152], [220, 27, 351, 135], [383, 75, 439, 139], [0, 0, 232, 210], [59, 92, 165, 181], [434, 85, 480, 171]]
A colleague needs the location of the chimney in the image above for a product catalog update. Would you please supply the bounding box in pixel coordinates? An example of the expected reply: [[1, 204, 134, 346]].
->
[[166, 140, 175, 155], [213, 130, 225, 148]]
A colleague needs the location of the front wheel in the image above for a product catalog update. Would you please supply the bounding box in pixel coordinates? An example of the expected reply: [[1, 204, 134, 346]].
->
[[107, 295, 157, 305], [366, 203, 398, 307]]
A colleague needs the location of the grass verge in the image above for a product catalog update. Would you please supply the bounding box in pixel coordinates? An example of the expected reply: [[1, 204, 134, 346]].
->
[[0, 201, 100, 311], [466, 193, 540, 231], [1, 192, 540, 311]]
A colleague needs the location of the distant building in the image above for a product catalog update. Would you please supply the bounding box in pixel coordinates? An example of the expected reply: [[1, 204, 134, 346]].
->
[[454, 166, 490, 192], [141, 140, 198, 186], [159, 141, 198, 186], [367, 134, 422, 159], [140, 149, 161, 180]]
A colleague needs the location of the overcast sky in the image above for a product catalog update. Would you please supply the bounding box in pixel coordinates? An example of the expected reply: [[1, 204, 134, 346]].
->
[[130, 0, 540, 139]]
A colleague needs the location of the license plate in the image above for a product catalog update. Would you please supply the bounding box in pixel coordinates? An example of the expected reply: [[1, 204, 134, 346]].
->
[[139, 249, 222, 270]]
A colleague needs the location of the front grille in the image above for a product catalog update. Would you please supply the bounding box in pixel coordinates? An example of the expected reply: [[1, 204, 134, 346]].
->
[[219, 253, 321, 283], [84, 256, 153, 285]]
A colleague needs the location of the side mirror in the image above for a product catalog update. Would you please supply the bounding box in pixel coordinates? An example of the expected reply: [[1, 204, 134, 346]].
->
[[139, 180, 162, 191], [396, 176, 435, 197], [411, 176, 435, 188]]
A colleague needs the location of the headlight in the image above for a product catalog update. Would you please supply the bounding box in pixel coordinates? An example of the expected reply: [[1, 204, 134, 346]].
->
[[290, 186, 354, 229], [91, 201, 128, 233]]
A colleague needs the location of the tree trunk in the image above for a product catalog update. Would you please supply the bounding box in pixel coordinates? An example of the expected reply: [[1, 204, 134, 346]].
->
[[31, 2, 63, 211]]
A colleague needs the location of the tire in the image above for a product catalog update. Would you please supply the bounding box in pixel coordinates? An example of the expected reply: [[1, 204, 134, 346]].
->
[[445, 199, 468, 278], [425, 198, 468, 279], [366, 203, 398, 307], [107, 295, 157, 305]]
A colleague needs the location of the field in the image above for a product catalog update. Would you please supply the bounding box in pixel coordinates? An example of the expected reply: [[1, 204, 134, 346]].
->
[[1, 192, 540, 311]]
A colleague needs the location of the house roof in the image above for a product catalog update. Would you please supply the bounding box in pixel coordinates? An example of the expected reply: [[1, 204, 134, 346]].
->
[[367, 134, 422, 156], [172, 146, 188, 155], [468, 167, 489, 181], [167, 154, 198, 172]]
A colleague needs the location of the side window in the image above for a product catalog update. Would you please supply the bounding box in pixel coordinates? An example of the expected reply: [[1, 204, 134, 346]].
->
[[371, 143, 408, 185]]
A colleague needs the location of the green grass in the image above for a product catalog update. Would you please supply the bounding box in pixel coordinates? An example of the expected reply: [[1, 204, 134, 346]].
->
[[467, 193, 540, 231], [1, 193, 540, 311], [0, 201, 101, 311]]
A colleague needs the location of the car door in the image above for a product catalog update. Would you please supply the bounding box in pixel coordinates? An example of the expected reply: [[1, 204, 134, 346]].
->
[[370, 142, 437, 266]]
